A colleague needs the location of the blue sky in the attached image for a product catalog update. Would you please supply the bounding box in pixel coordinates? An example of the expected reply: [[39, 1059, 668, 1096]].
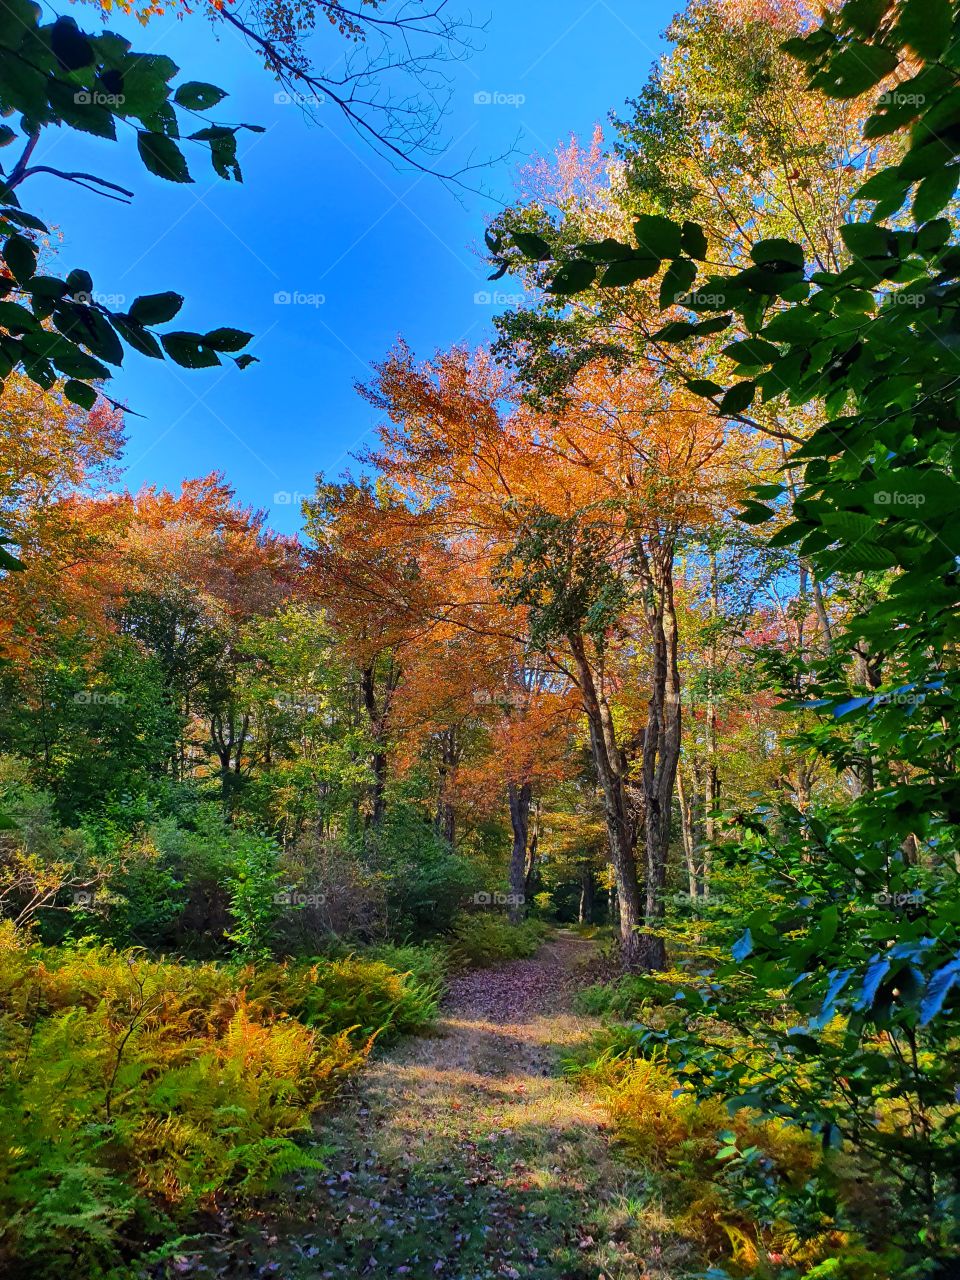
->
[[34, 0, 677, 533]]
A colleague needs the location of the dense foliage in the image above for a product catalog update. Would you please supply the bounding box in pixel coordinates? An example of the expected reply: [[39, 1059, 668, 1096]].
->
[[2, 0, 959, 1275]]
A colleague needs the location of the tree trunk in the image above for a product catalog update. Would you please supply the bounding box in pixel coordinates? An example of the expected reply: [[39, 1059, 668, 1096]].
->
[[676, 766, 698, 899], [635, 551, 682, 972], [578, 864, 594, 924], [507, 780, 531, 923], [523, 799, 541, 901], [568, 632, 646, 968], [434, 727, 457, 846], [360, 666, 389, 829]]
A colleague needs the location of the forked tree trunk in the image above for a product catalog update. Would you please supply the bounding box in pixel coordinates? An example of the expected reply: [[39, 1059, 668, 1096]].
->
[[566, 533, 682, 972], [568, 632, 646, 968]]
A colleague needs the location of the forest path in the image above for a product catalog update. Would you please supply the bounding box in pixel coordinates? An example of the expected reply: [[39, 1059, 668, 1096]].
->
[[188, 932, 684, 1280]]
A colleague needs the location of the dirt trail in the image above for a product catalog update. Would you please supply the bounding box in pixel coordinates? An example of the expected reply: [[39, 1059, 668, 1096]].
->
[[187, 933, 683, 1280]]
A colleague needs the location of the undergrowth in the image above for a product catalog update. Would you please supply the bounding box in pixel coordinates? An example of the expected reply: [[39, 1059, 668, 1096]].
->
[[0, 924, 443, 1278], [566, 979, 905, 1279], [447, 913, 547, 968]]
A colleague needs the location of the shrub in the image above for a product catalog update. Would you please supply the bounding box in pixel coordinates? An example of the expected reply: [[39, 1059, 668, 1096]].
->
[[364, 940, 449, 992], [251, 954, 443, 1042], [224, 829, 285, 961], [567, 1043, 903, 1279], [447, 913, 546, 968], [573, 975, 652, 1018], [0, 933, 437, 1277]]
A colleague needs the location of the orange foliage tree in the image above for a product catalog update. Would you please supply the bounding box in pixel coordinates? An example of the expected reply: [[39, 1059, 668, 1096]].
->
[[361, 343, 754, 966]]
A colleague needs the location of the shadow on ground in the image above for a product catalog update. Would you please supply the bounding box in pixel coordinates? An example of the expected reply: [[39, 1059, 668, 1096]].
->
[[167, 932, 693, 1280]]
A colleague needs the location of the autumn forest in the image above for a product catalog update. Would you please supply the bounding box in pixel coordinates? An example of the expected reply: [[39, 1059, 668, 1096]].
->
[[1, 0, 958, 1278]]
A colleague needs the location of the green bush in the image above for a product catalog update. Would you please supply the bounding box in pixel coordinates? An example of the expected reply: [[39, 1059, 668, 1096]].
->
[[0, 929, 438, 1277], [573, 975, 652, 1019], [447, 913, 546, 968], [364, 940, 449, 991], [254, 954, 443, 1042]]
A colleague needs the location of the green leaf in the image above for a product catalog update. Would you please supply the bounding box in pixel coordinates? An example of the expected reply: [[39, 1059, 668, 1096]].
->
[[53, 303, 124, 366], [762, 311, 820, 343], [685, 377, 724, 397], [46, 81, 117, 141], [128, 291, 184, 325], [201, 327, 252, 352], [812, 41, 900, 99], [50, 17, 95, 72], [50, 343, 110, 380], [751, 238, 804, 270], [1, 207, 47, 232], [545, 260, 597, 295], [913, 165, 959, 223], [652, 320, 695, 341], [633, 214, 681, 259], [120, 52, 180, 124], [0, 300, 39, 332], [723, 337, 779, 367], [3, 233, 37, 284], [839, 221, 892, 260], [137, 132, 191, 183], [737, 501, 775, 525], [854, 166, 911, 214], [0, 543, 24, 572], [719, 381, 756, 415], [62, 379, 97, 409], [65, 268, 94, 296], [843, 0, 893, 36], [862, 469, 960, 517], [691, 315, 733, 336], [598, 257, 659, 287], [161, 331, 220, 368], [915, 218, 952, 253], [576, 237, 637, 262], [174, 81, 228, 111], [510, 231, 552, 261], [680, 221, 708, 260], [111, 314, 164, 359], [659, 258, 697, 310], [897, 0, 952, 60]]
